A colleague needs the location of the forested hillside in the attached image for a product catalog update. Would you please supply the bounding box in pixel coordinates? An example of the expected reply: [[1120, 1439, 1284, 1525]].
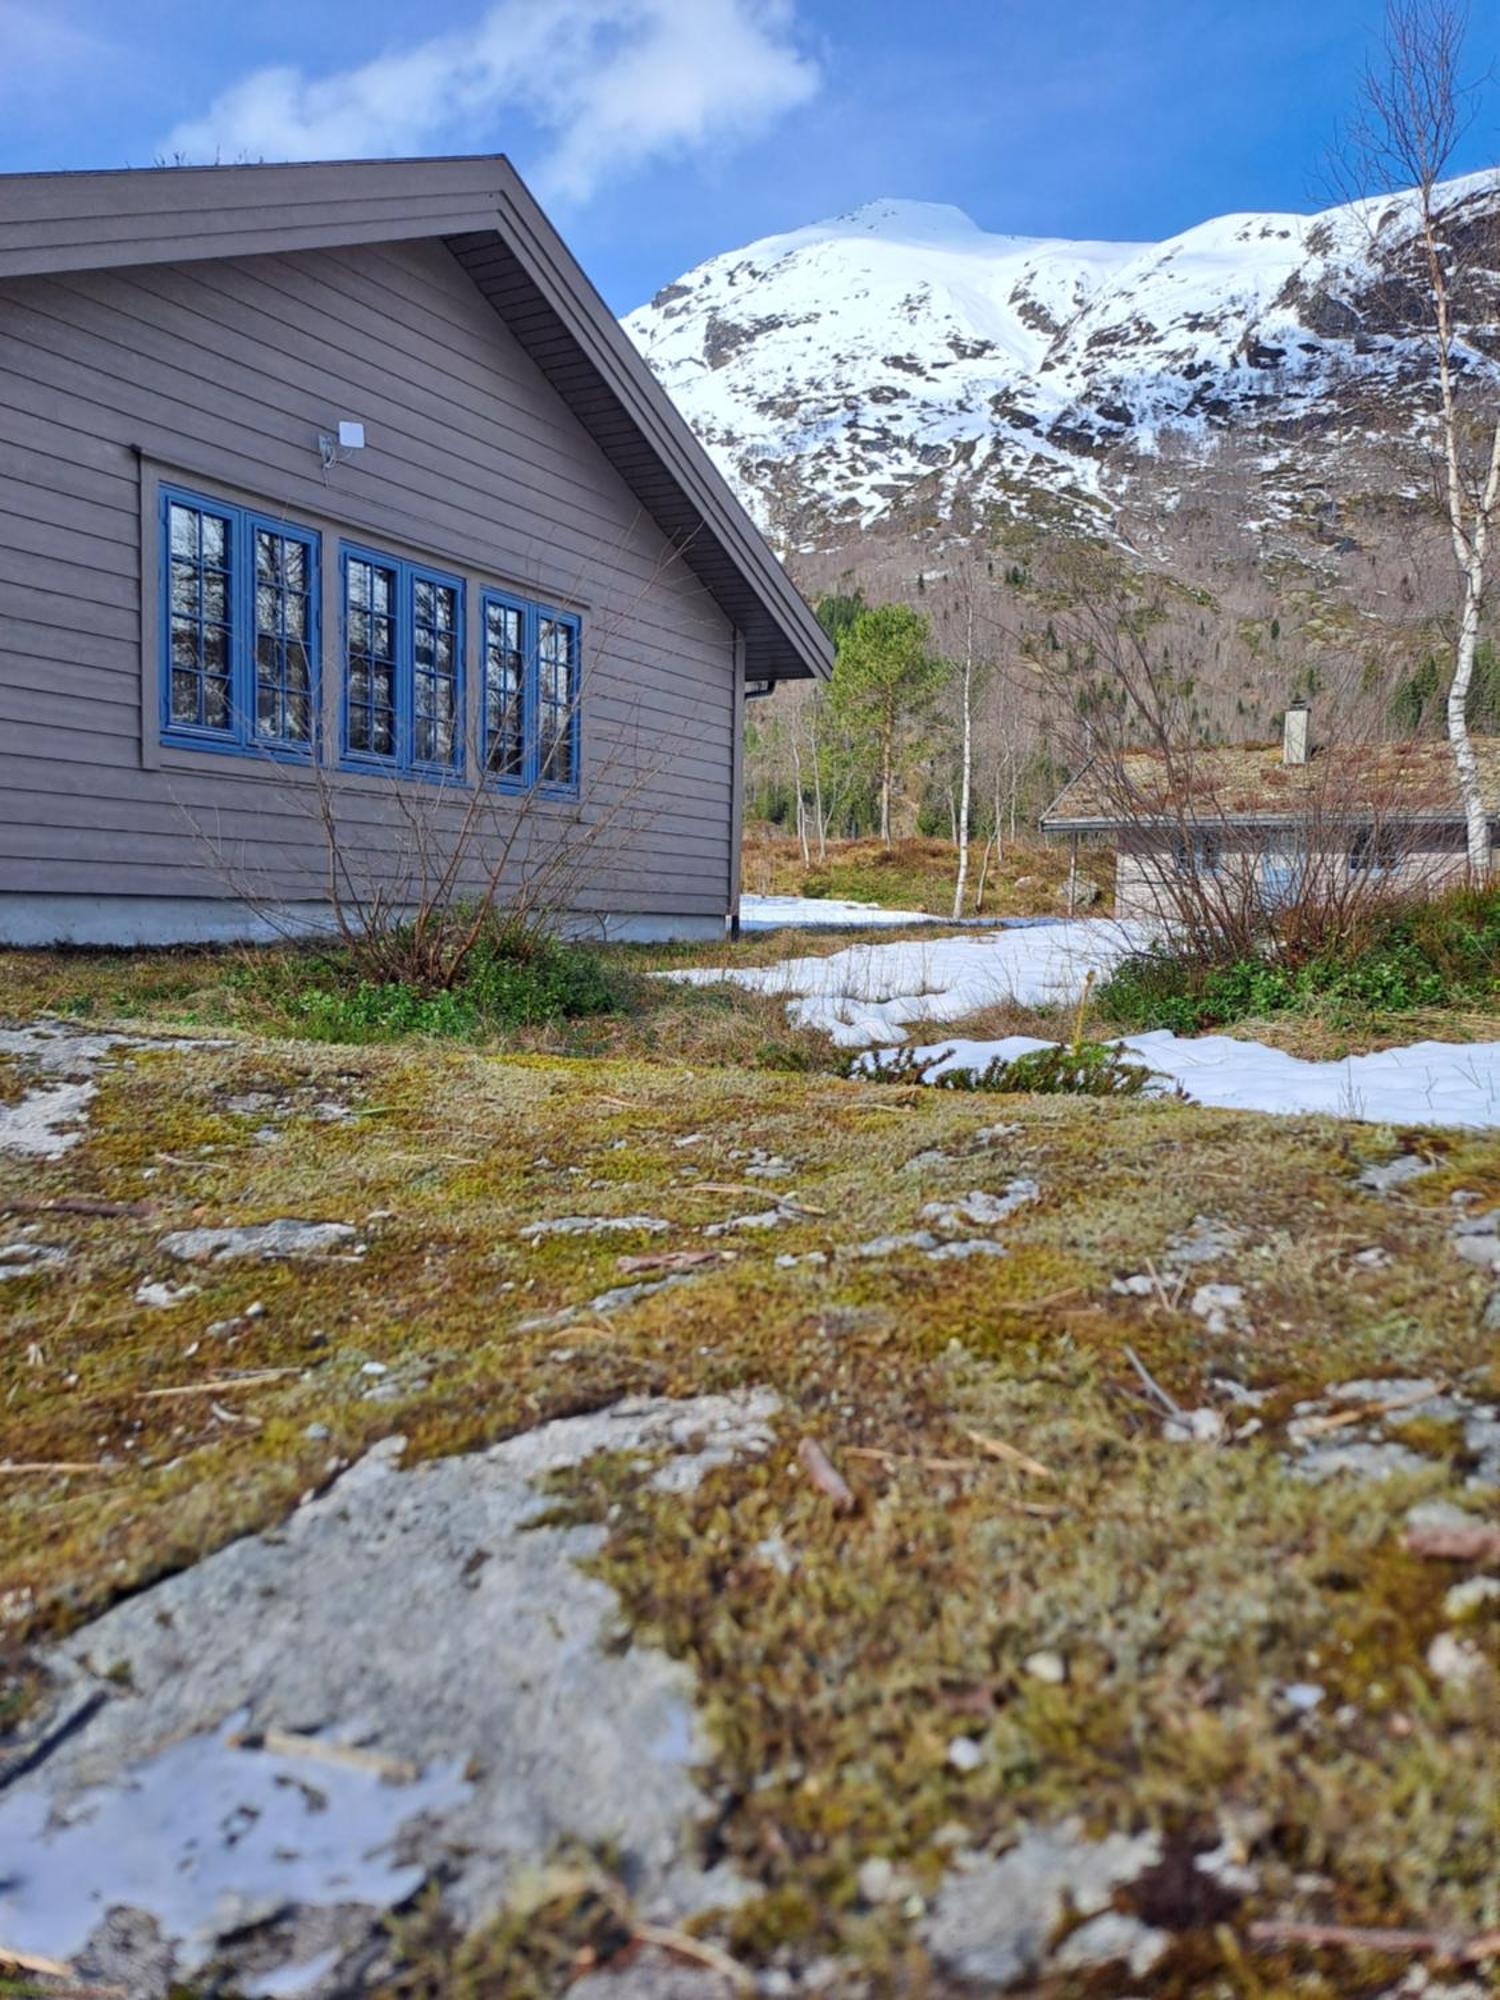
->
[[625, 171, 1500, 854]]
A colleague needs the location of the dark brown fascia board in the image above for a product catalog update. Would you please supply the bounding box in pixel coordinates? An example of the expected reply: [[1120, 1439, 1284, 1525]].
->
[[483, 169, 831, 684], [0, 154, 833, 686]]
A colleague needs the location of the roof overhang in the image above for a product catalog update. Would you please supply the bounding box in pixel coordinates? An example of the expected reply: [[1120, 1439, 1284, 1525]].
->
[[0, 155, 832, 684]]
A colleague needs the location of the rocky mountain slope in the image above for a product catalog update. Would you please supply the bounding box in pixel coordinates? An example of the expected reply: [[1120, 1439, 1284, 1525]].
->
[[623, 175, 1500, 545]]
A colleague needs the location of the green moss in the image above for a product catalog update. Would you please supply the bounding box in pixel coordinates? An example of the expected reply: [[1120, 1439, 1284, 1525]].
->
[[2, 973, 1496, 1991]]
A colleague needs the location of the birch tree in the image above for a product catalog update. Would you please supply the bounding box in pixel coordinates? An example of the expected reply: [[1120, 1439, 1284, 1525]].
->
[[1348, 0, 1500, 876]]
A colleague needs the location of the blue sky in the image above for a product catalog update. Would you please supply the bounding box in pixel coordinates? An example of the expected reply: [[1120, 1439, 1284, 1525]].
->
[[2, 0, 1497, 311]]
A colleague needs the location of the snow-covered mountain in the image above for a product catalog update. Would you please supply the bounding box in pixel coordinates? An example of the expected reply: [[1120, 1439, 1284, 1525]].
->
[[623, 179, 1500, 541]]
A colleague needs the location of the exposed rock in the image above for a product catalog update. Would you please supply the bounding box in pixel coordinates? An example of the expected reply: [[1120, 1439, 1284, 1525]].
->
[[1166, 1215, 1244, 1265], [520, 1215, 671, 1239], [926, 1239, 1008, 1261], [704, 1208, 789, 1238], [1052, 1908, 1169, 1976], [0, 1391, 779, 1999], [1112, 1272, 1157, 1297], [972, 1123, 1022, 1147], [925, 1821, 1161, 1988], [1296, 1439, 1431, 1483], [134, 1279, 200, 1309], [856, 1856, 903, 1905], [1190, 1282, 1248, 1335], [1023, 1650, 1067, 1685], [0, 1022, 199, 1160], [856, 1230, 942, 1258], [1450, 1233, 1500, 1272], [566, 1949, 728, 1999], [920, 1179, 1038, 1231], [158, 1221, 358, 1264], [1426, 1631, 1485, 1688], [0, 1241, 68, 1279], [1357, 1154, 1435, 1195], [1405, 1498, 1479, 1536], [1163, 1408, 1228, 1446], [1280, 1681, 1324, 1713], [1443, 1577, 1500, 1622], [1463, 1410, 1500, 1488], [945, 1736, 984, 1773], [1054, 874, 1100, 910]]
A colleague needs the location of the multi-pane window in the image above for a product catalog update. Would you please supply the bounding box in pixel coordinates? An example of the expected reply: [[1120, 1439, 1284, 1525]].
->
[[538, 614, 579, 787], [253, 528, 315, 746], [481, 591, 581, 793], [168, 500, 234, 735], [483, 598, 526, 780], [341, 547, 464, 776], [163, 490, 318, 753], [412, 575, 460, 767], [345, 556, 398, 759]]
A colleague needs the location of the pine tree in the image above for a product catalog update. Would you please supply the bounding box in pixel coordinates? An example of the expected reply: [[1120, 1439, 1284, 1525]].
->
[[829, 605, 947, 847]]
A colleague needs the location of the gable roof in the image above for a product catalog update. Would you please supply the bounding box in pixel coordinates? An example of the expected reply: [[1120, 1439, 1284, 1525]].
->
[[0, 155, 832, 685], [1041, 737, 1500, 831]]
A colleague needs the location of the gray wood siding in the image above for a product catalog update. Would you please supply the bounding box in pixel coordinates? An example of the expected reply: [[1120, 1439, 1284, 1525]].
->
[[0, 236, 737, 921]]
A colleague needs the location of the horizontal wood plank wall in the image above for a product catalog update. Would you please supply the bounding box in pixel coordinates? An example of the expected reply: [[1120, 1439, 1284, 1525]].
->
[[0, 237, 735, 920]]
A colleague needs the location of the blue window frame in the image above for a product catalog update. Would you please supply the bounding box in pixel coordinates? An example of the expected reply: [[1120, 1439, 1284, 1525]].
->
[[161, 487, 319, 756], [340, 545, 464, 777], [480, 590, 581, 795]]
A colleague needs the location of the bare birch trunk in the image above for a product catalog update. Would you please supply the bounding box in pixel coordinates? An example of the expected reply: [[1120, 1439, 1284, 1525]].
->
[[952, 609, 973, 919], [1422, 199, 1500, 879], [790, 725, 810, 866], [810, 698, 827, 863]]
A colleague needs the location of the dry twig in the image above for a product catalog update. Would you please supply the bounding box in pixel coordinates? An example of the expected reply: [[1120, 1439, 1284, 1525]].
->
[[0, 1461, 111, 1476], [0, 1196, 151, 1220], [140, 1369, 300, 1400], [632, 1923, 754, 1992], [1249, 1919, 1500, 1963], [1296, 1381, 1448, 1437], [961, 1429, 1058, 1481], [1403, 1520, 1500, 1563], [616, 1249, 723, 1274], [229, 1726, 419, 1783], [797, 1437, 855, 1513], [1124, 1345, 1184, 1417]]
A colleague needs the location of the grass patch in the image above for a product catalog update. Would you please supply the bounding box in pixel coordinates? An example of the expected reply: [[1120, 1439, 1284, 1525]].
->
[[277, 931, 623, 1043], [0, 936, 845, 1073], [1101, 886, 1500, 1035], [742, 831, 1112, 918]]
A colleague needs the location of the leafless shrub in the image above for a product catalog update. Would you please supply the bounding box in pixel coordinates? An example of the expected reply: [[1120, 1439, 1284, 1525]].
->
[[1041, 593, 1456, 966]]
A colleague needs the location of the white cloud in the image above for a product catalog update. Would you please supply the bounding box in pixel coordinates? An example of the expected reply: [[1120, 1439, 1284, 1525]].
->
[[163, 0, 819, 201], [0, 0, 114, 97]]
